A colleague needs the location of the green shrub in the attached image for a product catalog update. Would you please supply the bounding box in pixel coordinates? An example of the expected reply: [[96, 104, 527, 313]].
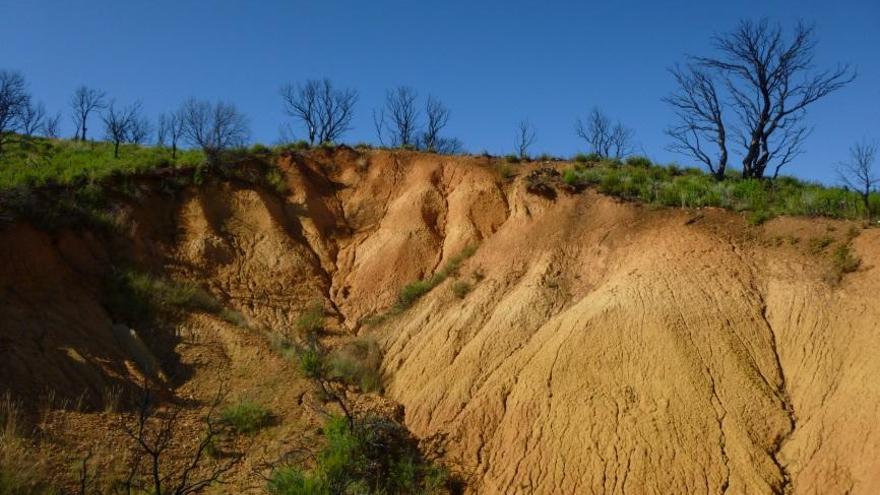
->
[[451, 280, 471, 299], [221, 400, 272, 434], [394, 246, 478, 311], [625, 156, 652, 168], [106, 269, 223, 323], [265, 168, 289, 195], [250, 143, 272, 155], [295, 302, 325, 338], [830, 244, 860, 281], [328, 339, 383, 393], [268, 414, 450, 495], [503, 154, 521, 164], [747, 209, 772, 226]]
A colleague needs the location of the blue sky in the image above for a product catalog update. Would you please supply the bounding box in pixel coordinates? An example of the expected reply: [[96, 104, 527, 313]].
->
[[1, 0, 878, 183]]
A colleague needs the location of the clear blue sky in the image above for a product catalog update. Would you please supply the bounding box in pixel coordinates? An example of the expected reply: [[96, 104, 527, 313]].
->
[[2, 0, 878, 183]]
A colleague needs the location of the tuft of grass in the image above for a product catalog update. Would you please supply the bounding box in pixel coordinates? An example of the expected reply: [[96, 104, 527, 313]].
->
[[451, 280, 472, 299], [221, 400, 272, 434], [829, 244, 860, 284], [395, 246, 477, 311], [0, 394, 55, 495], [295, 301, 325, 339], [328, 339, 383, 393], [503, 154, 521, 164], [265, 167, 289, 195], [808, 236, 835, 255]]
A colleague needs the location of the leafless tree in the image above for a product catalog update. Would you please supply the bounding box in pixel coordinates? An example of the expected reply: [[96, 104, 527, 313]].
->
[[70, 85, 107, 141], [694, 20, 855, 179], [435, 136, 464, 155], [19, 101, 46, 136], [838, 140, 878, 218], [127, 108, 151, 145], [43, 111, 62, 138], [116, 386, 238, 495], [575, 107, 633, 159], [280, 79, 358, 145], [514, 119, 536, 160], [179, 98, 250, 159], [664, 65, 728, 180], [421, 95, 449, 152], [102, 102, 133, 158], [374, 86, 420, 147], [157, 111, 185, 158], [0, 70, 30, 154]]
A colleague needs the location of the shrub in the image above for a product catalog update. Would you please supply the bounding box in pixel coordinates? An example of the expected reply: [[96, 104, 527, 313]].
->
[[295, 301, 325, 338], [808, 236, 834, 254], [830, 244, 860, 283], [394, 246, 478, 311], [625, 155, 653, 168], [451, 280, 471, 299], [747, 209, 772, 226], [265, 168, 289, 195], [503, 154, 521, 164], [250, 143, 272, 155], [268, 414, 450, 495], [328, 339, 383, 393], [221, 400, 272, 434], [106, 269, 223, 323]]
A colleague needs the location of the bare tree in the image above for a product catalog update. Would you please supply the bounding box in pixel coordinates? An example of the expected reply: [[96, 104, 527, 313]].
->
[[179, 98, 250, 159], [117, 386, 238, 495], [575, 107, 633, 158], [43, 111, 62, 138], [375, 86, 420, 147], [19, 101, 46, 136], [157, 111, 185, 158], [838, 140, 878, 218], [127, 108, 151, 145], [280, 79, 358, 145], [70, 85, 107, 141], [421, 95, 449, 152], [664, 65, 728, 180], [514, 119, 536, 160], [695, 20, 855, 179], [435, 136, 464, 155], [0, 70, 30, 154], [102, 102, 131, 158]]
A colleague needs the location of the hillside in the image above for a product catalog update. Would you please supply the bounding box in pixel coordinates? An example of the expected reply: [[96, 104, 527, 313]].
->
[[1, 148, 879, 494]]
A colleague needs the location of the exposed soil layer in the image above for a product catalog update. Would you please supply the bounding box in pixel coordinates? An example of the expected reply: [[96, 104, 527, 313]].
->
[[1, 149, 878, 494]]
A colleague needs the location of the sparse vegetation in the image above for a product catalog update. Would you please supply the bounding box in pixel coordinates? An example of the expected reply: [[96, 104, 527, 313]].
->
[[295, 301, 325, 339], [451, 280, 471, 299], [328, 339, 383, 393], [829, 244, 861, 283], [395, 246, 477, 311], [562, 161, 880, 221], [267, 414, 451, 495], [0, 394, 55, 495], [221, 400, 272, 434]]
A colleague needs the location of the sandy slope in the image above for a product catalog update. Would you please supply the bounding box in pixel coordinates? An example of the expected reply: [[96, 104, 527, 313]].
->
[[1, 149, 878, 494]]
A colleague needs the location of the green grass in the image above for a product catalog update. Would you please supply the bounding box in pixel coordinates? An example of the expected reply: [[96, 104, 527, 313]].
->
[[221, 400, 272, 434], [295, 301, 325, 339], [328, 339, 383, 393], [450, 280, 472, 299], [562, 161, 880, 221], [0, 136, 205, 189], [395, 246, 477, 311]]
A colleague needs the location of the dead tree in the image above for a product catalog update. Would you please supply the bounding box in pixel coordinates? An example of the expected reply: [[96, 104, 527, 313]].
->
[[179, 98, 250, 160], [695, 19, 855, 179], [43, 111, 62, 138], [575, 107, 633, 158], [838, 140, 878, 218], [514, 119, 536, 160], [421, 95, 449, 152], [102, 101, 146, 158], [664, 65, 728, 180], [157, 111, 185, 158], [280, 79, 358, 145], [70, 85, 107, 141], [116, 386, 238, 495], [0, 70, 30, 154], [19, 101, 46, 137], [374, 86, 420, 147]]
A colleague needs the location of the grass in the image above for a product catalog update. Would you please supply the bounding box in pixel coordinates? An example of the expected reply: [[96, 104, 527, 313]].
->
[[395, 246, 477, 311], [295, 301, 325, 339], [562, 159, 880, 221], [221, 400, 272, 434], [0, 136, 204, 189], [328, 339, 383, 393], [828, 244, 861, 284], [0, 394, 55, 495], [106, 268, 247, 327], [450, 280, 472, 299]]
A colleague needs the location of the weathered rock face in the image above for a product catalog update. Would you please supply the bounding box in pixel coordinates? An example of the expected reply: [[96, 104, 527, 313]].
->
[[2, 149, 878, 494]]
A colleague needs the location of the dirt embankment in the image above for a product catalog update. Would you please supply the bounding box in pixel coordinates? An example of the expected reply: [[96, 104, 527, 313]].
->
[[1, 149, 878, 494]]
